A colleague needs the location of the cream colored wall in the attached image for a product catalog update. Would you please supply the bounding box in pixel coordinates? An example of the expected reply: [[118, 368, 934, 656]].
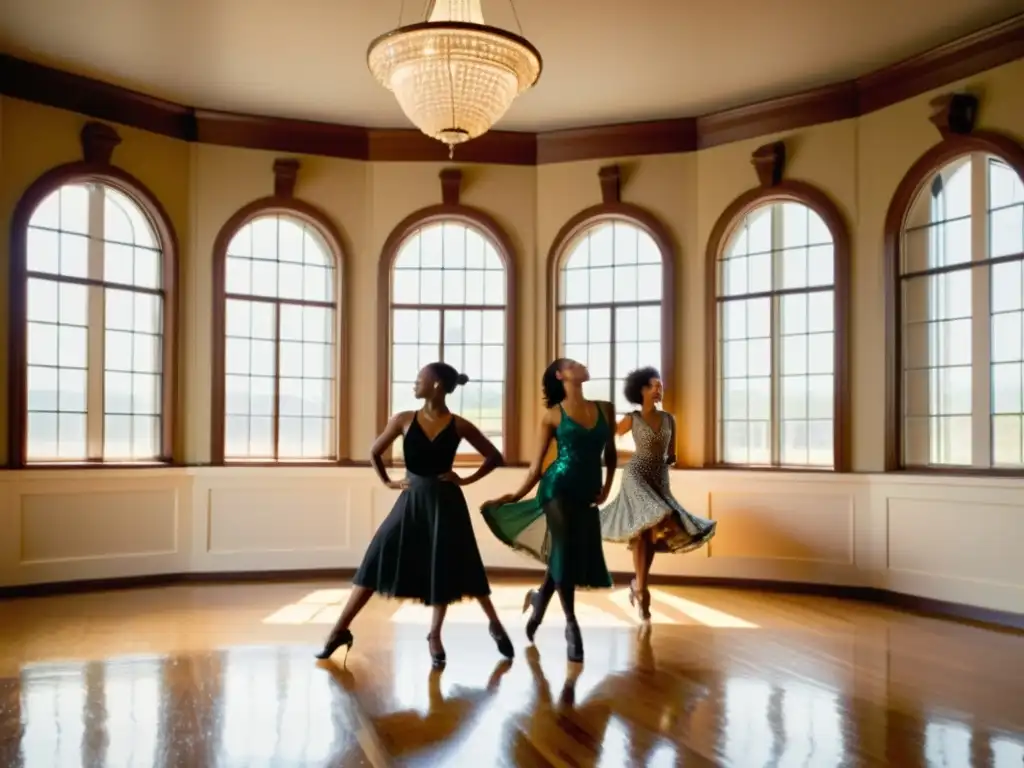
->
[[0, 98, 192, 464], [2, 60, 1023, 466], [2, 61, 1024, 616]]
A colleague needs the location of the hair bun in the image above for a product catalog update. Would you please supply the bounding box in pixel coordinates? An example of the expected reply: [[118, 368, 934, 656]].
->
[[456, 373, 470, 386]]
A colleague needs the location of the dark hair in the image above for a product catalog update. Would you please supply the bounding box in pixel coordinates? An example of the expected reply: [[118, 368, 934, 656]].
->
[[623, 367, 661, 405], [542, 358, 570, 407], [426, 362, 470, 394]]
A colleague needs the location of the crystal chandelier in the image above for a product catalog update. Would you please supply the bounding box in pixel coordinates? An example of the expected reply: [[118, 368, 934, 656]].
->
[[367, 0, 542, 156]]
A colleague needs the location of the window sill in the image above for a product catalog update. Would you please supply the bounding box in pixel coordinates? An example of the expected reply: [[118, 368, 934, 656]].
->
[[696, 463, 840, 474], [892, 465, 1024, 478], [218, 459, 369, 468], [15, 461, 174, 470]]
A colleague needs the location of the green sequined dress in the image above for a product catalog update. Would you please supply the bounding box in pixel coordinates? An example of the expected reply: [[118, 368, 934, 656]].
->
[[481, 404, 613, 589]]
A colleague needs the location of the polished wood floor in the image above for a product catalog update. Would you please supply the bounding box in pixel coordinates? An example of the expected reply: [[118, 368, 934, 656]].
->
[[1, 581, 1023, 767]]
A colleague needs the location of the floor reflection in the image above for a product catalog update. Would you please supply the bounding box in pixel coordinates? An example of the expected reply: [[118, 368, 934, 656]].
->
[[2, 581, 1024, 767]]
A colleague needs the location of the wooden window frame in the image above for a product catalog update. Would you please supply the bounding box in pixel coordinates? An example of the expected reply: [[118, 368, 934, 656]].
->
[[546, 202, 677, 462], [376, 204, 519, 466], [7, 137, 179, 469], [884, 130, 1024, 476], [704, 180, 852, 472], [210, 198, 349, 466]]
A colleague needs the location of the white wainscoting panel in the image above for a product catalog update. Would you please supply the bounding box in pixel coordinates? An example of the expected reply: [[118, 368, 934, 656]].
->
[[0, 469, 189, 586], [0, 467, 1021, 619], [878, 474, 1024, 614]]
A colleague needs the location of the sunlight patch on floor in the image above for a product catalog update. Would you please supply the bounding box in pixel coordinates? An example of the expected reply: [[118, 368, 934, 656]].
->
[[261, 586, 758, 629], [262, 589, 351, 624], [649, 589, 759, 628], [389, 598, 634, 628], [607, 588, 678, 625]]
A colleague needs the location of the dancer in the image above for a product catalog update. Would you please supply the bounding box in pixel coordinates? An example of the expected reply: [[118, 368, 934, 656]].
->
[[481, 358, 616, 663], [316, 362, 514, 668], [600, 367, 716, 621]]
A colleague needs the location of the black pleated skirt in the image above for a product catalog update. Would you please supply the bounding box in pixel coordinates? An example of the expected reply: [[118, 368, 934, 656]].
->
[[353, 474, 491, 606]]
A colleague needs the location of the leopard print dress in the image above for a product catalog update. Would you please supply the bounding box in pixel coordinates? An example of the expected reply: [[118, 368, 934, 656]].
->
[[599, 411, 716, 553]]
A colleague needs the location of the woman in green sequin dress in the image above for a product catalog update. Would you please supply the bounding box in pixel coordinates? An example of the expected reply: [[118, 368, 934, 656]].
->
[[481, 358, 617, 663]]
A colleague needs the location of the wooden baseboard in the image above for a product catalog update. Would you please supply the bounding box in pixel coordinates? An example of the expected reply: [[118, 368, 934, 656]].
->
[[2, 567, 1022, 633]]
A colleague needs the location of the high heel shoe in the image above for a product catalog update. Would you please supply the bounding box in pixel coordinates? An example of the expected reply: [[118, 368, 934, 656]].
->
[[489, 621, 515, 659], [565, 620, 584, 663], [315, 628, 354, 662], [427, 632, 446, 669], [522, 588, 549, 644], [639, 588, 652, 623], [628, 578, 638, 610]]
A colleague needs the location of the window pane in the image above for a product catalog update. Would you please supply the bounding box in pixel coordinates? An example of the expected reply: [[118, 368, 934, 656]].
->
[[25, 181, 115, 466], [558, 221, 664, 454], [390, 223, 508, 454], [220, 214, 338, 461], [716, 201, 836, 466]]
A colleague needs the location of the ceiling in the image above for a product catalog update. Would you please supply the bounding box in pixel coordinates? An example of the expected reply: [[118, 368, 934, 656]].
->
[[0, 0, 1020, 132]]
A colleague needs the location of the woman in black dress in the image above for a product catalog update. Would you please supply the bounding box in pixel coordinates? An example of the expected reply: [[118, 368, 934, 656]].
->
[[316, 362, 514, 668]]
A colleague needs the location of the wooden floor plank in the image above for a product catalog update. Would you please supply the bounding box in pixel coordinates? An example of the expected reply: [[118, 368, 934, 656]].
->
[[1, 579, 1023, 766]]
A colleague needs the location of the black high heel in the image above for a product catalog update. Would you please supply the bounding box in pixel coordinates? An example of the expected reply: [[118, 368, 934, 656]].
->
[[315, 628, 354, 662], [489, 621, 515, 659], [427, 633, 446, 669], [565, 620, 584, 663], [522, 588, 548, 644]]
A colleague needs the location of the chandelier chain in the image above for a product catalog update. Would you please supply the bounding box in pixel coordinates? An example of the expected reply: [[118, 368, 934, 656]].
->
[[421, 0, 433, 22], [398, 0, 405, 25], [507, 0, 524, 35]]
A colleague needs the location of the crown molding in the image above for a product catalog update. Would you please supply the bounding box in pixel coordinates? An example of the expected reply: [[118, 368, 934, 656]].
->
[[0, 13, 1021, 165]]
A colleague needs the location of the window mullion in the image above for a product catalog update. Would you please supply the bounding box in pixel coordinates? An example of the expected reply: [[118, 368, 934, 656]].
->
[[86, 184, 105, 460], [770, 206, 783, 465], [971, 154, 992, 468], [272, 303, 281, 460]]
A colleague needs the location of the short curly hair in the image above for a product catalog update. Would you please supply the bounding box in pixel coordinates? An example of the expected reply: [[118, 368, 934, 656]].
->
[[623, 367, 661, 405]]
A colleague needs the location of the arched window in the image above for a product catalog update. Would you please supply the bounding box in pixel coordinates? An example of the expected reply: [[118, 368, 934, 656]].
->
[[708, 182, 849, 470], [212, 204, 344, 463], [892, 146, 1024, 469], [554, 218, 670, 450], [10, 169, 176, 465], [383, 214, 514, 460]]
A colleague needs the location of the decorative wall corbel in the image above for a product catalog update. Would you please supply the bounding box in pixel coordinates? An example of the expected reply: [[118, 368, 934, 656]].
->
[[928, 93, 978, 138], [273, 158, 300, 198], [598, 164, 621, 203], [80, 122, 121, 165], [440, 168, 463, 205], [751, 141, 786, 188]]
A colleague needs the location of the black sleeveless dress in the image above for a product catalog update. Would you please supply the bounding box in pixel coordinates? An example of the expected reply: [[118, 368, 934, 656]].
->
[[352, 415, 492, 605]]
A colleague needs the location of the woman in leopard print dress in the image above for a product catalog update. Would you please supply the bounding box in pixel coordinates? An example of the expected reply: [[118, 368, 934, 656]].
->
[[599, 367, 716, 621]]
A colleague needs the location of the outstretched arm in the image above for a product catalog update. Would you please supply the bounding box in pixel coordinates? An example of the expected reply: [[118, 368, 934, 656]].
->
[[449, 417, 505, 485], [370, 413, 410, 489], [615, 412, 634, 437], [484, 411, 555, 506], [597, 401, 618, 504]]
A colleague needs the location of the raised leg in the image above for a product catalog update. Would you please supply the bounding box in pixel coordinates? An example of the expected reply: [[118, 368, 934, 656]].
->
[[523, 574, 556, 643], [478, 595, 514, 659], [315, 585, 373, 661]]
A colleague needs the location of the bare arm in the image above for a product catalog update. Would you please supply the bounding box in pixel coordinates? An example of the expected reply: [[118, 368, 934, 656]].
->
[[614, 412, 634, 437], [666, 412, 677, 466], [450, 416, 505, 485], [598, 401, 618, 502], [494, 411, 556, 504], [370, 413, 410, 488]]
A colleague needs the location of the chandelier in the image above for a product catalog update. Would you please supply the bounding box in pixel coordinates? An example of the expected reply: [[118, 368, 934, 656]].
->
[[367, 0, 542, 156]]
